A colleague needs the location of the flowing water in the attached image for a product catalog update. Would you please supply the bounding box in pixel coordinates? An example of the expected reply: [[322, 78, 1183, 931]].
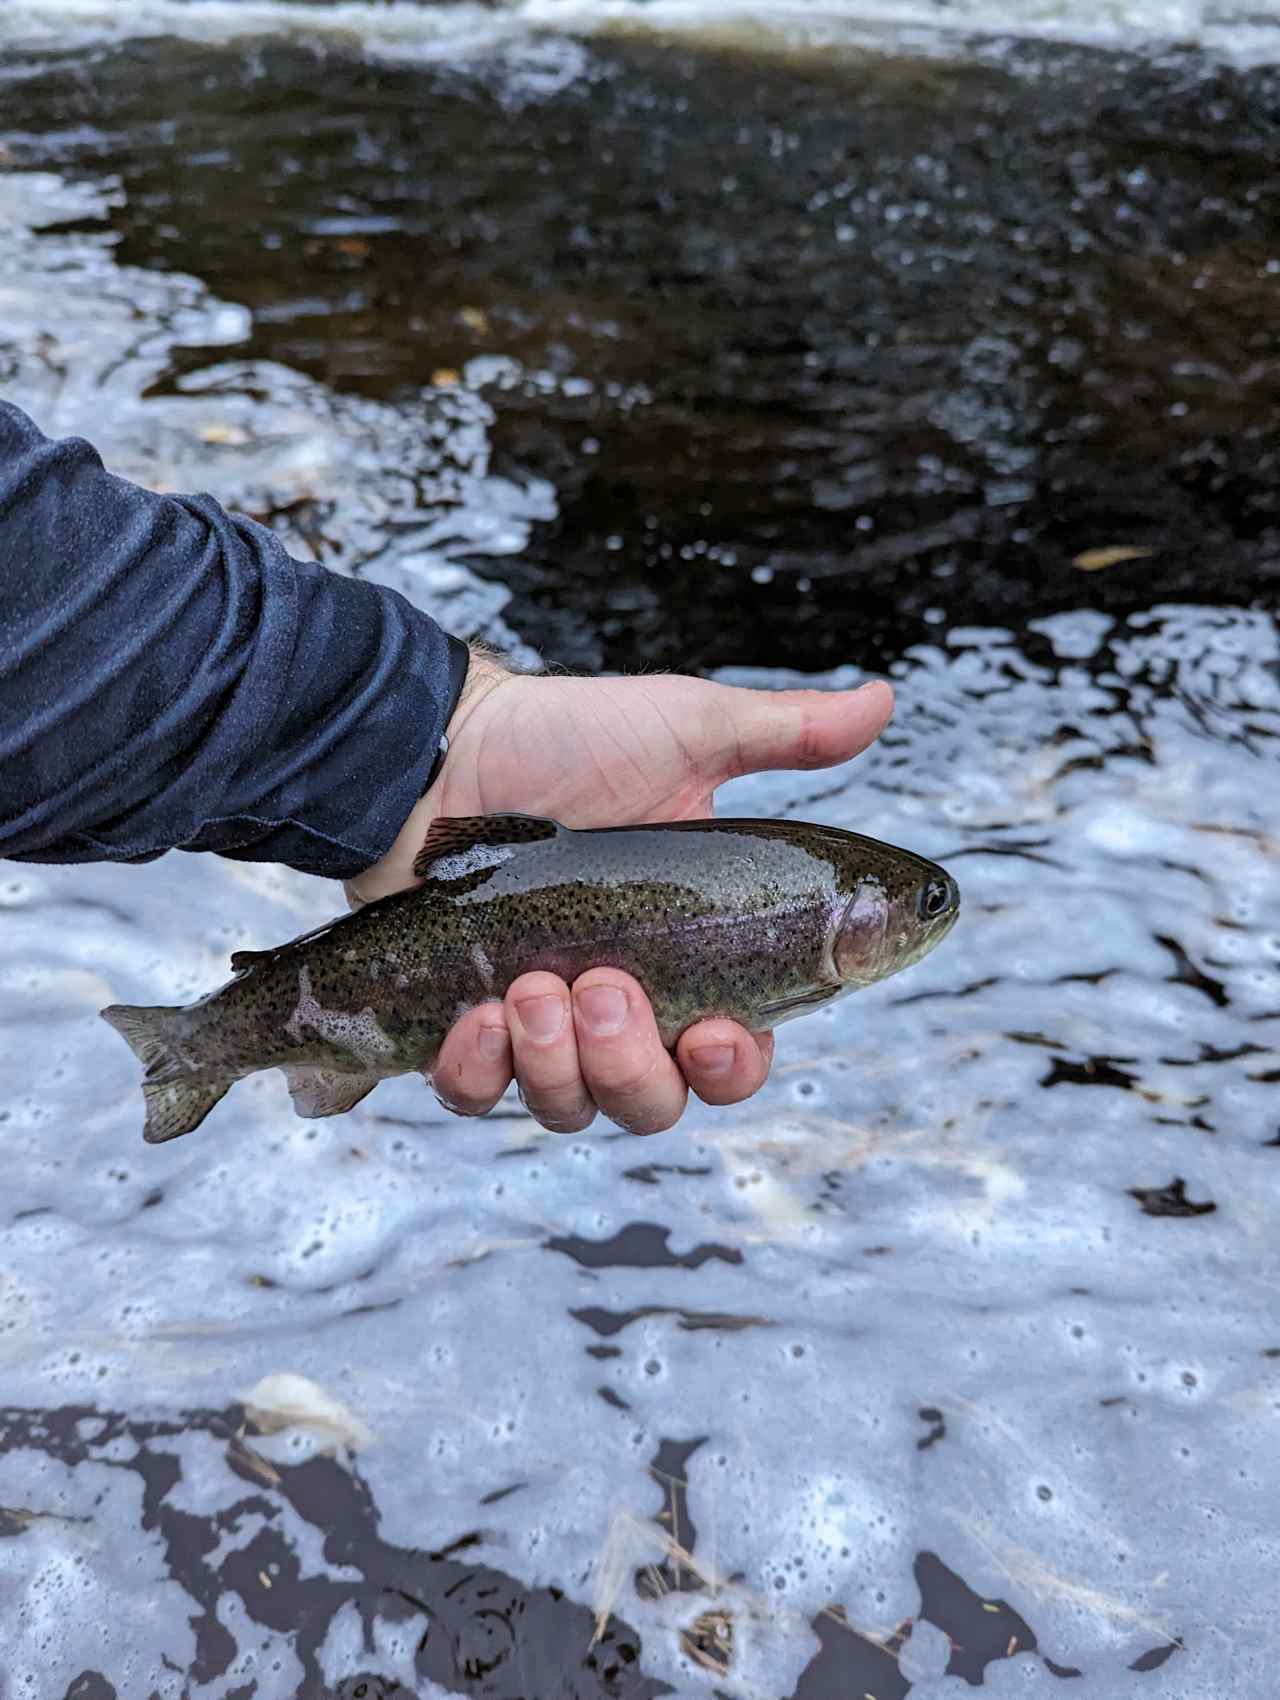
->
[[0, 4, 1278, 1697]]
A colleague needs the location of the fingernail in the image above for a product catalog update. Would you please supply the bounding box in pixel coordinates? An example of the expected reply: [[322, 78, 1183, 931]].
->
[[515, 993, 566, 1042], [691, 1043, 735, 1076], [477, 1024, 510, 1062], [575, 983, 629, 1037]]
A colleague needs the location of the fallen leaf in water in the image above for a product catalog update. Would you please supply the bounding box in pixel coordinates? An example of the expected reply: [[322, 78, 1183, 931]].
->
[[199, 422, 250, 447], [431, 368, 460, 388], [240, 1372, 372, 1450], [227, 1428, 281, 1486], [0, 1504, 87, 1535], [335, 236, 370, 259], [459, 305, 490, 335], [1072, 545, 1156, 572], [681, 1609, 734, 1676]]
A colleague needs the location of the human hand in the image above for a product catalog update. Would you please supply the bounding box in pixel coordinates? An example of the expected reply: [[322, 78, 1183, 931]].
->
[[346, 654, 894, 1134]]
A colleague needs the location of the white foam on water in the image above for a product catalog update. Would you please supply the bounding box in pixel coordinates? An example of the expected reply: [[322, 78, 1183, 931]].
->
[[3, 0, 1280, 67], [1, 540, 1277, 1689]]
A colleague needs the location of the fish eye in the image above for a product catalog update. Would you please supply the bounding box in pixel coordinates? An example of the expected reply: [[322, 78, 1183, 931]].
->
[[918, 877, 952, 920]]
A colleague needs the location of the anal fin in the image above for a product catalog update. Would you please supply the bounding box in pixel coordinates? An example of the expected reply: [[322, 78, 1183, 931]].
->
[[283, 1065, 382, 1119]]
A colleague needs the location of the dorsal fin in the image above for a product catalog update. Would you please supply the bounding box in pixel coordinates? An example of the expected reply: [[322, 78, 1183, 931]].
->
[[230, 947, 275, 972], [413, 814, 562, 881], [229, 914, 345, 973]]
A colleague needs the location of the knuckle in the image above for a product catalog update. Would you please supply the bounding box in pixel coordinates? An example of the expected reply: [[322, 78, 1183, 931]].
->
[[597, 1062, 685, 1135], [515, 1052, 583, 1096], [698, 1077, 752, 1108], [508, 970, 568, 1003], [792, 705, 825, 769], [588, 1049, 664, 1101], [545, 1109, 597, 1135], [519, 1086, 596, 1134], [438, 1094, 495, 1119], [429, 1048, 509, 1119], [431, 1080, 498, 1118], [613, 1101, 682, 1136]]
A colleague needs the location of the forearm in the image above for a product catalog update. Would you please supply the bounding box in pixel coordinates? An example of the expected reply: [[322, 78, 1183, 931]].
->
[[0, 400, 465, 879]]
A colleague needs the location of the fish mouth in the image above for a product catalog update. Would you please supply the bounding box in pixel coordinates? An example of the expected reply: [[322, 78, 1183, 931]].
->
[[921, 901, 960, 957], [934, 896, 961, 937]]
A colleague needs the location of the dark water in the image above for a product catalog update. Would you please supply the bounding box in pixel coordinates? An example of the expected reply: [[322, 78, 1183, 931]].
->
[[4, 30, 1279, 670], [1, 15, 1278, 1699]]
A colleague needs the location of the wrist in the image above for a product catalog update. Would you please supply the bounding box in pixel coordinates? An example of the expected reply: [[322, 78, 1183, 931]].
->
[[344, 642, 514, 907], [441, 643, 511, 759], [421, 642, 513, 797]]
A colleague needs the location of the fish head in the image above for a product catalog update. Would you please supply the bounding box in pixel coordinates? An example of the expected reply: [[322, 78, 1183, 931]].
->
[[829, 850, 960, 988]]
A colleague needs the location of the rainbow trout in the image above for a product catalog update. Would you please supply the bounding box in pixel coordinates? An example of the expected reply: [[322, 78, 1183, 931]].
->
[[102, 814, 959, 1143]]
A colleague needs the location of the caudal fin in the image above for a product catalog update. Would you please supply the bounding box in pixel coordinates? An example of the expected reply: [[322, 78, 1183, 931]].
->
[[101, 1003, 232, 1143]]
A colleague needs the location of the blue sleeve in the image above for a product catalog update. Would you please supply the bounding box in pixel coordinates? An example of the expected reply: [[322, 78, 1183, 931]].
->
[[0, 400, 464, 880]]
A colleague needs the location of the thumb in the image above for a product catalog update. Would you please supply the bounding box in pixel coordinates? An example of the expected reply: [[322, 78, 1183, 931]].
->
[[705, 677, 895, 781]]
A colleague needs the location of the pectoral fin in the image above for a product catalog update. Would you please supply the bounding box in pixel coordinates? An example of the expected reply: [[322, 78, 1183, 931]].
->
[[755, 984, 841, 1024], [282, 1065, 382, 1119]]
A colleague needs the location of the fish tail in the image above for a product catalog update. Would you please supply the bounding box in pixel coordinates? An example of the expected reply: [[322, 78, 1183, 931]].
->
[[101, 1003, 232, 1143]]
